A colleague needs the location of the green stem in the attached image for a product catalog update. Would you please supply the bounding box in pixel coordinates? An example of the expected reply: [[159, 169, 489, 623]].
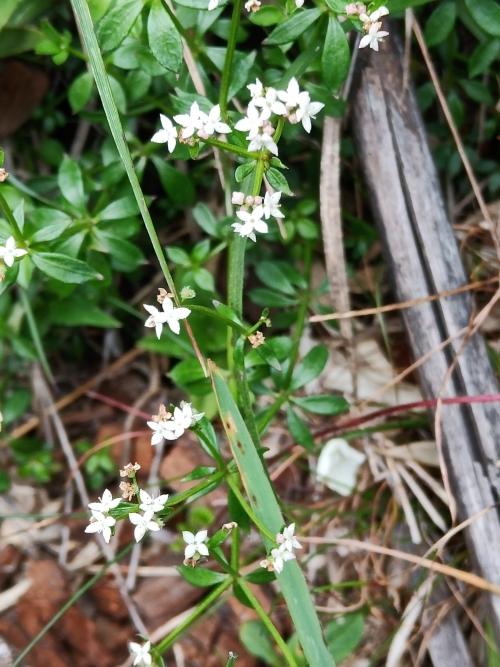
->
[[230, 525, 240, 572], [203, 137, 260, 159], [237, 579, 298, 667], [219, 0, 244, 117], [12, 544, 134, 666], [0, 190, 23, 240], [284, 243, 312, 387], [155, 578, 232, 654], [19, 288, 55, 384]]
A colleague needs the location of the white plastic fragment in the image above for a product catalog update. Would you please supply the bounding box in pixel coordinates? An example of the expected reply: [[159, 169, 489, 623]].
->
[[316, 438, 365, 496]]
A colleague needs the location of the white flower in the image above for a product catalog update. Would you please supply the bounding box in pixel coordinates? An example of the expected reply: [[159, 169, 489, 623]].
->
[[139, 489, 169, 513], [232, 206, 268, 242], [366, 5, 389, 22], [244, 0, 261, 12], [0, 236, 27, 268], [174, 102, 204, 140], [129, 640, 153, 667], [208, 0, 218, 9], [143, 297, 191, 338], [295, 0, 304, 7], [263, 191, 284, 220], [247, 78, 264, 100], [151, 114, 177, 153], [276, 523, 302, 553], [200, 104, 231, 137], [253, 87, 287, 120], [248, 130, 279, 156], [277, 77, 303, 110], [316, 438, 366, 496], [183, 529, 209, 560], [147, 418, 182, 445], [235, 103, 264, 139], [85, 511, 116, 543], [231, 191, 245, 206], [129, 511, 161, 542], [359, 22, 389, 51], [296, 97, 324, 133], [270, 546, 295, 574], [88, 488, 121, 514], [172, 401, 204, 430]]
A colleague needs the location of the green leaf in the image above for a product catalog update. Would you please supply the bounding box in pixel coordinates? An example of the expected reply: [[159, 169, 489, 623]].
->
[[286, 405, 314, 451], [148, 0, 183, 72], [152, 156, 196, 207], [193, 203, 218, 236], [469, 39, 500, 77], [58, 156, 86, 210], [193, 267, 215, 292], [68, 71, 94, 112], [265, 8, 323, 45], [30, 209, 72, 243], [291, 345, 328, 390], [235, 161, 256, 183], [178, 565, 228, 588], [291, 394, 349, 415], [465, 0, 500, 36], [0, 0, 21, 31], [96, 0, 143, 52], [93, 230, 144, 269], [240, 620, 281, 666], [249, 288, 298, 307], [325, 613, 365, 662], [244, 568, 276, 584], [249, 5, 284, 26], [211, 369, 334, 667], [266, 167, 293, 195], [48, 299, 121, 327], [255, 261, 295, 295], [99, 196, 139, 220], [322, 16, 349, 90], [424, 1, 456, 46], [166, 246, 191, 266], [32, 252, 101, 283]]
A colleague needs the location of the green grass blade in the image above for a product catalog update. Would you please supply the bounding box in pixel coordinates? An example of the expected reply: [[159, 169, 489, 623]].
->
[[210, 364, 334, 667], [69, 0, 176, 297]]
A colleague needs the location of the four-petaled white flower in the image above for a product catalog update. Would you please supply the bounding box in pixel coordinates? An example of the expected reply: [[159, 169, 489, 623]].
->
[[129, 640, 153, 667], [276, 523, 302, 553], [151, 114, 177, 153], [139, 489, 169, 513], [85, 511, 116, 544], [235, 103, 264, 139], [88, 488, 121, 514], [252, 88, 287, 120], [174, 102, 204, 140], [232, 206, 268, 242], [263, 191, 284, 220], [248, 129, 279, 156], [247, 78, 264, 100], [295, 0, 304, 6], [129, 511, 161, 542], [183, 529, 209, 560], [147, 418, 181, 445], [208, 0, 218, 9], [270, 546, 295, 574], [199, 104, 231, 137], [361, 5, 389, 23], [144, 297, 191, 338], [172, 401, 204, 430], [278, 77, 303, 110], [0, 236, 27, 268], [296, 97, 325, 133], [359, 21, 389, 51]]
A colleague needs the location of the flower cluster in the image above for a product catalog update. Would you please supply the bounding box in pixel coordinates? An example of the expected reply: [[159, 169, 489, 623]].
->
[[0, 236, 27, 269], [84, 488, 120, 543], [346, 4, 390, 51], [152, 102, 230, 154], [260, 523, 302, 574], [144, 289, 191, 339], [235, 77, 324, 156], [147, 401, 204, 446], [231, 190, 284, 242]]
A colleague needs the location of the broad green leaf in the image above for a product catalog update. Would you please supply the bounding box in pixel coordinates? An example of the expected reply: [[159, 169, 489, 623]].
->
[[193, 203, 218, 236], [193, 267, 215, 292], [322, 16, 349, 90], [30, 209, 72, 243], [265, 8, 323, 45], [58, 156, 86, 210], [325, 613, 365, 662], [152, 156, 196, 207], [266, 167, 293, 195], [211, 369, 334, 666], [255, 261, 296, 295], [99, 196, 139, 220], [291, 394, 349, 416], [68, 71, 94, 112], [48, 299, 121, 327], [166, 245, 191, 266], [249, 288, 298, 307], [93, 230, 144, 269], [178, 565, 228, 587], [424, 1, 456, 46], [465, 0, 500, 37], [469, 39, 500, 77], [249, 5, 284, 26], [235, 161, 256, 183], [148, 0, 183, 72], [3, 389, 31, 424], [291, 345, 328, 390], [96, 0, 143, 51], [244, 568, 276, 584], [32, 252, 101, 283], [0, 0, 21, 31], [240, 620, 281, 666], [286, 405, 314, 451]]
